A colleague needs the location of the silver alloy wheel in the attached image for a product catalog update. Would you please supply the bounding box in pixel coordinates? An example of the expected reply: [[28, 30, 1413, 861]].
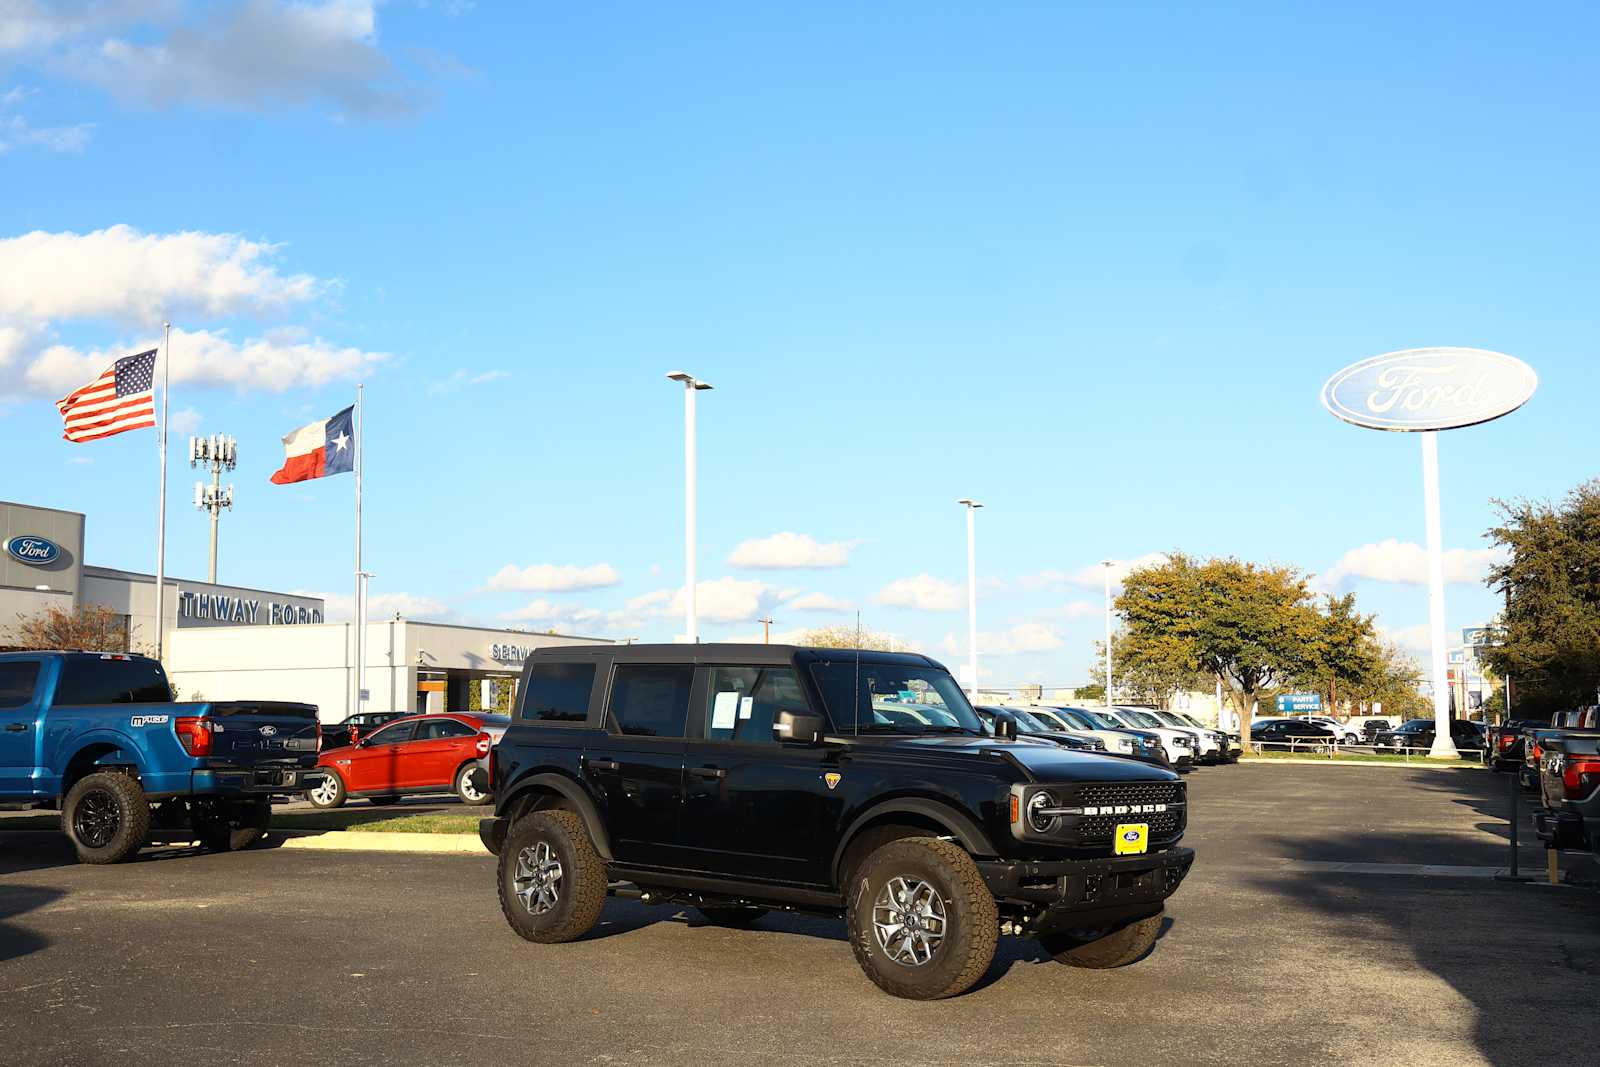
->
[[309, 775, 339, 806], [458, 767, 485, 802], [871, 876, 947, 967], [514, 840, 563, 916]]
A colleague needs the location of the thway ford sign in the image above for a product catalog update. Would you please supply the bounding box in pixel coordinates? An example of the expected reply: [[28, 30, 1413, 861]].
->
[[1320, 347, 1537, 759]]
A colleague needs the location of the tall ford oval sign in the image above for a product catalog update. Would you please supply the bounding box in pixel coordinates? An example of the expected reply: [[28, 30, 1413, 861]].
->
[[5, 535, 62, 566], [1320, 347, 1538, 433]]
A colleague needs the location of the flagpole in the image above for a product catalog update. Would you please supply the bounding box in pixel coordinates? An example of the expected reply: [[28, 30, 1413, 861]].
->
[[154, 322, 171, 661], [354, 384, 366, 714]]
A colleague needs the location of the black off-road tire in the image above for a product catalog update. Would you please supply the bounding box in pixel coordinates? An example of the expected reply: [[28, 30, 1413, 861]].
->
[[62, 771, 151, 864], [195, 798, 270, 852], [498, 811, 607, 944], [846, 837, 998, 1000], [454, 762, 492, 806], [696, 906, 768, 928], [305, 769, 346, 809], [1038, 908, 1163, 968]]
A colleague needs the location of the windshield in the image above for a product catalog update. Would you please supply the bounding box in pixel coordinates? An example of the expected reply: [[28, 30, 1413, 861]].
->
[[1172, 712, 1205, 729], [1067, 707, 1119, 730], [1027, 707, 1070, 730], [999, 707, 1052, 733], [810, 661, 984, 736], [1116, 708, 1165, 729]]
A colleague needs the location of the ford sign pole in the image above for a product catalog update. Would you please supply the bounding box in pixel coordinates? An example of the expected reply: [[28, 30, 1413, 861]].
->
[[1420, 430, 1455, 756], [667, 372, 712, 643], [1320, 348, 1538, 760], [958, 499, 983, 697], [154, 321, 171, 663]]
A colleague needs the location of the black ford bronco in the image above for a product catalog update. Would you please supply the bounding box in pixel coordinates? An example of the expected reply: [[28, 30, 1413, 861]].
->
[[479, 644, 1194, 1000]]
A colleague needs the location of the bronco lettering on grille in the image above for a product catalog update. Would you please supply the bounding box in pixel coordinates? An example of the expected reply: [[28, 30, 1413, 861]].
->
[[1075, 803, 1168, 816]]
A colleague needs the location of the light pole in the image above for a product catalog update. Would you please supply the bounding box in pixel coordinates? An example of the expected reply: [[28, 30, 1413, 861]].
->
[[189, 433, 237, 584], [1102, 560, 1114, 705], [958, 499, 983, 697], [666, 371, 713, 643]]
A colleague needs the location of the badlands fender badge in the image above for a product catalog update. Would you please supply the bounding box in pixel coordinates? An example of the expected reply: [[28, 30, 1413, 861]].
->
[[824, 772, 842, 790]]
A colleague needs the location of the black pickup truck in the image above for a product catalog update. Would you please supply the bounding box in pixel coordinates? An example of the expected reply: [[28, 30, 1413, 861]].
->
[[1533, 708, 1600, 855], [480, 644, 1194, 1000]]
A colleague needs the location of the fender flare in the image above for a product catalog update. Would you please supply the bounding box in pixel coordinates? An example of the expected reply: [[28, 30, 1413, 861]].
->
[[501, 771, 614, 861], [830, 797, 997, 883], [61, 729, 149, 776]]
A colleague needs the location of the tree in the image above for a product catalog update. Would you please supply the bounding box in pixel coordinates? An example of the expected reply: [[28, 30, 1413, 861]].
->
[[797, 624, 896, 651], [11, 604, 129, 653], [1300, 593, 1382, 714], [1116, 553, 1322, 727], [1086, 634, 1211, 709], [1481, 479, 1600, 716], [1334, 639, 1427, 719]]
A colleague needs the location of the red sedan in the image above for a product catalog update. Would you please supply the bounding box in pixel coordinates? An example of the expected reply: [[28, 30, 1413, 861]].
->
[[305, 713, 508, 808]]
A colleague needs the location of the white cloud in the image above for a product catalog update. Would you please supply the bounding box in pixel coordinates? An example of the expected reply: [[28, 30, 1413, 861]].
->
[[64, 0, 426, 120], [168, 406, 202, 435], [788, 591, 854, 613], [1317, 539, 1508, 591], [1060, 600, 1099, 621], [0, 225, 318, 323], [727, 532, 856, 569], [875, 573, 964, 612], [1379, 624, 1432, 657], [22, 326, 388, 396], [0, 1, 168, 53], [428, 368, 507, 394], [304, 589, 450, 621], [498, 598, 607, 627], [484, 562, 622, 593], [623, 577, 787, 624], [1021, 553, 1170, 591], [0, 112, 94, 152], [940, 621, 1064, 658]]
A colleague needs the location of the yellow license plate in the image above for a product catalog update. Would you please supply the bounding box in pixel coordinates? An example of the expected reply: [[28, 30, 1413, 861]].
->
[[1114, 823, 1149, 855]]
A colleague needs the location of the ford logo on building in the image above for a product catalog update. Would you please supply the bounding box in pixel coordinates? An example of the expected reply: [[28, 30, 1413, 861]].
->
[[1321, 348, 1538, 432], [5, 536, 62, 566]]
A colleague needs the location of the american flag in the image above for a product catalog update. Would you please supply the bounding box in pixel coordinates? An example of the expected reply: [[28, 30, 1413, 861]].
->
[[56, 349, 159, 443]]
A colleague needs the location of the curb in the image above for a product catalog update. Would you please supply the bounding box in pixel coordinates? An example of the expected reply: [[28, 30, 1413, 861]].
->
[[274, 830, 488, 854], [1238, 757, 1485, 770]]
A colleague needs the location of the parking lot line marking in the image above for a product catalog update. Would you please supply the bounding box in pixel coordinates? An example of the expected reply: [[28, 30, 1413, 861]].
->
[[1283, 860, 1520, 879]]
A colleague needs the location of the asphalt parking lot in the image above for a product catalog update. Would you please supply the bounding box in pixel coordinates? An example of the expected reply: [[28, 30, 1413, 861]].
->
[[3, 764, 1598, 1067]]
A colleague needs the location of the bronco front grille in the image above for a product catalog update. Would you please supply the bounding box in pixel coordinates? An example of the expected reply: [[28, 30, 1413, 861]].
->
[[1064, 781, 1186, 844]]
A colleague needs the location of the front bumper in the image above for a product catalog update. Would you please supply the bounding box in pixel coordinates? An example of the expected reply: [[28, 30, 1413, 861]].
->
[[193, 765, 326, 797], [976, 847, 1195, 932]]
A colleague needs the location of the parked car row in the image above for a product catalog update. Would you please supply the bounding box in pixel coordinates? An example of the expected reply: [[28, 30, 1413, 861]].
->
[[305, 712, 511, 809], [1246, 715, 1488, 754], [974, 704, 1242, 770], [1515, 707, 1600, 860]]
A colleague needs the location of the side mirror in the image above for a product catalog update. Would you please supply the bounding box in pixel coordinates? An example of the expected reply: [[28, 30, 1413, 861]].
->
[[773, 709, 825, 745], [993, 714, 1018, 741]]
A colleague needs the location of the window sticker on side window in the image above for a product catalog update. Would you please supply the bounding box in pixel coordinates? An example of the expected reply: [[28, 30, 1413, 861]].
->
[[711, 691, 740, 731], [738, 696, 754, 720]]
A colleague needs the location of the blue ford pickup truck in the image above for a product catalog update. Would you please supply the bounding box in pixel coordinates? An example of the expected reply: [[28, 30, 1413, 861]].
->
[[0, 650, 324, 863]]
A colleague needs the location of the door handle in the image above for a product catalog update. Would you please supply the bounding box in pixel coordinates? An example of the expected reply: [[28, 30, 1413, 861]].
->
[[4, 723, 27, 732], [690, 766, 727, 780], [586, 759, 621, 772]]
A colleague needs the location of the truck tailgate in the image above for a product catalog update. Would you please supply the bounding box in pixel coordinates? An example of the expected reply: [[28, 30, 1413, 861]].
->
[[202, 701, 321, 764]]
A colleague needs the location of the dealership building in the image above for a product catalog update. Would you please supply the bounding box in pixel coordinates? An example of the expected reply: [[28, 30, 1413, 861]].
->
[[1, 499, 612, 721]]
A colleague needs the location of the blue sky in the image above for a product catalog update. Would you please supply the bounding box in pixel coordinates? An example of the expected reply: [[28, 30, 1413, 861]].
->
[[2, 1, 1596, 685]]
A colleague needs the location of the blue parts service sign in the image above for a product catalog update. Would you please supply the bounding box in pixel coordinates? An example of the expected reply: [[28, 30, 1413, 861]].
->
[[1320, 348, 1538, 433], [6, 535, 62, 566]]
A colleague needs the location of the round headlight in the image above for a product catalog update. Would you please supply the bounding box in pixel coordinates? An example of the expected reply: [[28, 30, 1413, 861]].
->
[[1027, 791, 1058, 833]]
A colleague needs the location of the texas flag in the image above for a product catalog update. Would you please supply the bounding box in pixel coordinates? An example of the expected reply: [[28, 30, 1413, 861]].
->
[[270, 406, 356, 484]]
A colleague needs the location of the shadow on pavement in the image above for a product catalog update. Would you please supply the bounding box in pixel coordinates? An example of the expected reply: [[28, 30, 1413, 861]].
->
[[1250, 770, 1600, 1067], [0, 883, 63, 963]]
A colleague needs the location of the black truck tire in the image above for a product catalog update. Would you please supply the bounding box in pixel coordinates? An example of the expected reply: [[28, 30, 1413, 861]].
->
[[305, 770, 346, 809], [498, 811, 607, 944], [62, 771, 151, 864], [454, 762, 492, 806], [696, 906, 768, 928], [846, 836, 998, 1000], [1038, 908, 1163, 968], [194, 798, 271, 852]]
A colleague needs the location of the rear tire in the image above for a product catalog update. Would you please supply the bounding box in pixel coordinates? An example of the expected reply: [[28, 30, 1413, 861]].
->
[[454, 762, 491, 806], [62, 771, 150, 864], [194, 798, 270, 852], [305, 769, 346, 809], [1038, 909, 1163, 968], [498, 811, 607, 944], [845, 837, 998, 1000], [696, 906, 767, 928]]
